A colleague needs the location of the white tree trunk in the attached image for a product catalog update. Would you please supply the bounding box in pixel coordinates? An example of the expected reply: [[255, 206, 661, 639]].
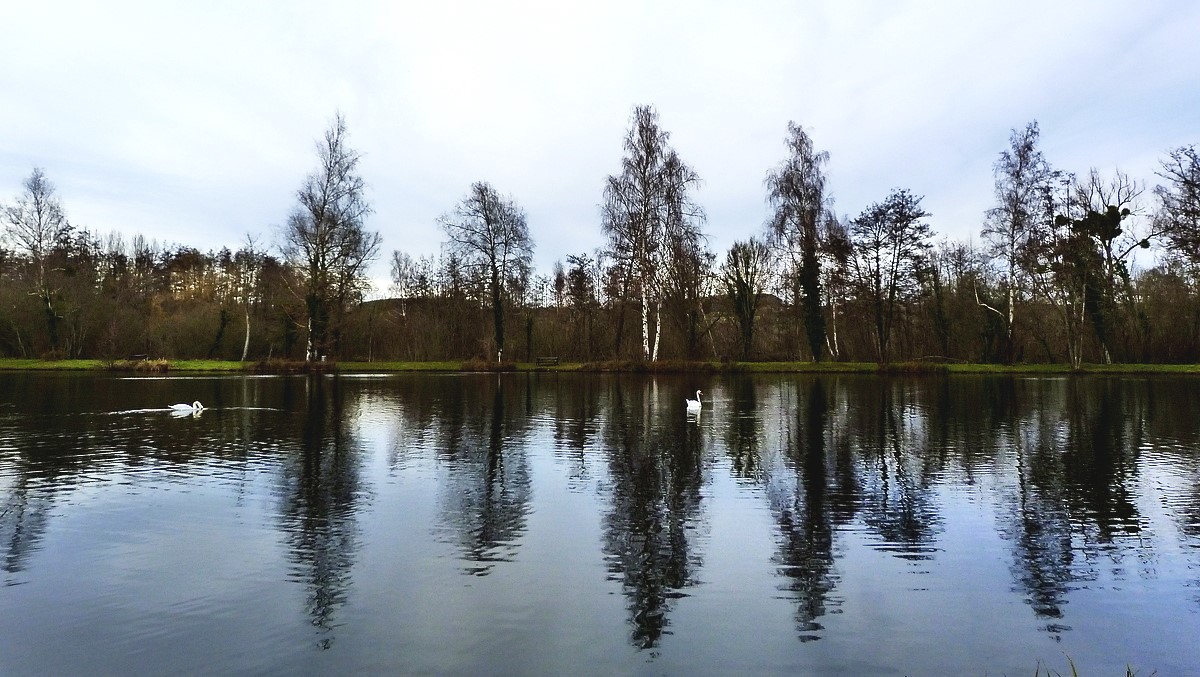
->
[[641, 289, 651, 360], [1006, 282, 1014, 346], [11, 322, 26, 358], [827, 302, 840, 360], [241, 306, 251, 362], [306, 317, 315, 362], [650, 301, 662, 362]]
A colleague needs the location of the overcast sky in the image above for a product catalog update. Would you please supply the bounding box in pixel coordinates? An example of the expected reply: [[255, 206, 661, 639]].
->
[[3, 1, 1197, 291]]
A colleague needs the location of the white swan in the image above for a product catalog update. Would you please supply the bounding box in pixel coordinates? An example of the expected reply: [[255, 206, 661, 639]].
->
[[170, 400, 204, 411], [685, 390, 703, 412]]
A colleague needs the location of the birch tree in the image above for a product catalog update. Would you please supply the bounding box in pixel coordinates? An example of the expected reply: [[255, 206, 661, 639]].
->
[[981, 121, 1056, 362], [389, 250, 417, 317], [602, 105, 702, 361], [280, 113, 380, 361], [233, 237, 264, 361], [819, 213, 852, 360]]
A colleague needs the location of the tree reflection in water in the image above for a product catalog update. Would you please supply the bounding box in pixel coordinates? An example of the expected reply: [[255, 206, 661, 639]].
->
[[550, 374, 602, 490], [997, 377, 1151, 635], [770, 378, 839, 641], [2, 371, 1200, 669], [433, 375, 533, 576], [724, 376, 763, 482], [277, 375, 365, 650], [1, 477, 52, 580], [850, 379, 943, 560], [0, 371, 259, 584], [600, 379, 706, 650], [1, 375, 105, 580]]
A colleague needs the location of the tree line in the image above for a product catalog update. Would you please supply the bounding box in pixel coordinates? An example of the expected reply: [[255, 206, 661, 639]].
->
[[2, 107, 1198, 364]]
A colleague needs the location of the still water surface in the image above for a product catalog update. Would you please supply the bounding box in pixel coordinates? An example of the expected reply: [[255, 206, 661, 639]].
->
[[1, 372, 1198, 675]]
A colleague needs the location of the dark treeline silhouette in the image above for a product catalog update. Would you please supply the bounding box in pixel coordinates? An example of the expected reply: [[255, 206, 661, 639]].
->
[[4, 111, 1199, 363]]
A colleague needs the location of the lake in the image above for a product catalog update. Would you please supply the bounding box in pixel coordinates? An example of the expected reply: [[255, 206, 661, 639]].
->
[[1, 371, 1198, 675]]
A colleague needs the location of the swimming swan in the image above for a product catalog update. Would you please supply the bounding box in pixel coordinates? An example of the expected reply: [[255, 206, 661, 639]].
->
[[685, 390, 703, 412], [170, 401, 205, 411]]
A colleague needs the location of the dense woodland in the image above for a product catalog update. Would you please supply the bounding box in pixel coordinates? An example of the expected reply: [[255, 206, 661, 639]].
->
[[2, 107, 1199, 365]]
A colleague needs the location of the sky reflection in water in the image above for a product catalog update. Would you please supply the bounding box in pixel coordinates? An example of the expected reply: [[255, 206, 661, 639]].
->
[[1, 372, 1198, 675]]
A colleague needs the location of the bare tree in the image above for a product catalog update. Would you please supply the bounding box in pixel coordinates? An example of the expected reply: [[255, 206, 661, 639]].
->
[[850, 188, 933, 362], [1072, 168, 1155, 362], [1075, 168, 1153, 273], [552, 260, 566, 309], [409, 254, 437, 299], [439, 181, 533, 361], [720, 237, 774, 360], [1021, 202, 1094, 368], [766, 122, 832, 361], [1021, 168, 1153, 367], [1155, 145, 1200, 264], [660, 152, 711, 358], [981, 121, 1057, 362], [389, 250, 416, 317], [3, 168, 72, 350], [603, 105, 667, 361], [234, 235, 265, 361], [602, 105, 703, 361], [565, 252, 603, 357], [819, 212, 852, 360], [280, 113, 379, 361]]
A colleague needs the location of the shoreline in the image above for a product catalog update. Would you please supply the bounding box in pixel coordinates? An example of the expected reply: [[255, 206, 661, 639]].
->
[[1, 358, 1197, 375]]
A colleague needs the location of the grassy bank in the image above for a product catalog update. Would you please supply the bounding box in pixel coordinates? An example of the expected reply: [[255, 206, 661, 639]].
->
[[946, 362, 1200, 375], [1, 357, 1198, 375]]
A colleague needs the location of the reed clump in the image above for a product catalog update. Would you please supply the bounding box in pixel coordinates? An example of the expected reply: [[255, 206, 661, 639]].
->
[[1029, 656, 1155, 677], [105, 358, 171, 373]]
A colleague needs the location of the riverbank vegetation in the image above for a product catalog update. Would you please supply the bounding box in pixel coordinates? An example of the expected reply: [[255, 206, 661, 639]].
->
[[2, 110, 1198, 368], [3, 357, 1199, 376]]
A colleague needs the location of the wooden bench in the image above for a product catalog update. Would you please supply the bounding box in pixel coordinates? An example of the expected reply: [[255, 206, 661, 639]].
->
[[127, 354, 149, 361], [535, 356, 559, 367]]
